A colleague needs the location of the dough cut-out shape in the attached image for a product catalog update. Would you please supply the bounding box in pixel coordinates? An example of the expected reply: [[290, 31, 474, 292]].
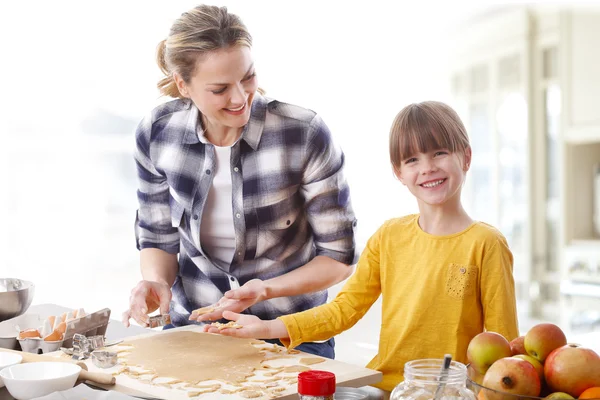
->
[[282, 365, 311, 373], [299, 357, 326, 365], [192, 306, 219, 315], [210, 321, 243, 330], [239, 390, 263, 398]]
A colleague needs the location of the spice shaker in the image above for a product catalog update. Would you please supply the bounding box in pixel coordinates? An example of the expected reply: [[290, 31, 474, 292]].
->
[[298, 370, 336, 400]]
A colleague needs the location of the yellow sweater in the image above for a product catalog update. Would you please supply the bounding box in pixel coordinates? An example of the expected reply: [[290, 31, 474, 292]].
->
[[279, 215, 519, 391]]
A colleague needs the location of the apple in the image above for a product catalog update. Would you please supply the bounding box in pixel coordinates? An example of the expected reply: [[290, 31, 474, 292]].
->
[[482, 357, 541, 400], [513, 354, 544, 383], [467, 332, 512, 375], [544, 392, 575, 399], [524, 323, 567, 362], [509, 336, 526, 355], [544, 344, 600, 397]]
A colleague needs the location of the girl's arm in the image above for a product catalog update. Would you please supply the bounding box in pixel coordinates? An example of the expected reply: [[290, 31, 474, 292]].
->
[[480, 237, 520, 340]]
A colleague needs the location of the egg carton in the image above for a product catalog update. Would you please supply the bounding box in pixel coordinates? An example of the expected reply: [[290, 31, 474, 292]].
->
[[18, 308, 111, 354]]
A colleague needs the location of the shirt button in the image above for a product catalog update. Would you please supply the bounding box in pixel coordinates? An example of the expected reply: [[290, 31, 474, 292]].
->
[[237, 251, 241, 256], [233, 167, 239, 172], [193, 214, 199, 220], [230, 276, 236, 282], [460, 268, 466, 274], [205, 169, 211, 175], [236, 213, 241, 218]]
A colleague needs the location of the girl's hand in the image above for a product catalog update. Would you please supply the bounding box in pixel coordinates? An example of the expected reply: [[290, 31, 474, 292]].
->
[[189, 279, 267, 322], [202, 311, 288, 339], [122, 280, 171, 327]]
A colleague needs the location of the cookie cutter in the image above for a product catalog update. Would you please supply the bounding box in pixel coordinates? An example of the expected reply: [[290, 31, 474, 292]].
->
[[148, 314, 171, 328], [91, 350, 118, 368], [72, 333, 106, 360]]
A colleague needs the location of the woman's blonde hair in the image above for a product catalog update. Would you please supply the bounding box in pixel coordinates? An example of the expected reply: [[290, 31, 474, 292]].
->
[[389, 101, 470, 170], [156, 5, 253, 98]]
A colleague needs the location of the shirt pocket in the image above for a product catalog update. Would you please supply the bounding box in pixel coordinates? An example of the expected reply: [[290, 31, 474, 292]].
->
[[445, 263, 478, 300], [256, 196, 302, 243]]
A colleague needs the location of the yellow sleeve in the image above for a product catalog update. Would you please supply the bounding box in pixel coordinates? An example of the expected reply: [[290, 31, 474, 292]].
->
[[278, 224, 384, 349], [480, 237, 519, 341]]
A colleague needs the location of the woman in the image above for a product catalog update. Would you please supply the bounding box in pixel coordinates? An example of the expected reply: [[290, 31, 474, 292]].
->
[[122, 4, 357, 358]]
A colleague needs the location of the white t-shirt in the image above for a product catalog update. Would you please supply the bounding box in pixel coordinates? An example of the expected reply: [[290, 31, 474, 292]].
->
[[200, 145, 236, 269]]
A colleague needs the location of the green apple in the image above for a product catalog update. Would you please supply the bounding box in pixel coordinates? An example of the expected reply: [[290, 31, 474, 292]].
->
[[467, 332, 512, 375]]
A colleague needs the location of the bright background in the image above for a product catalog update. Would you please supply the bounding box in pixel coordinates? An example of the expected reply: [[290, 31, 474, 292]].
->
[[1, 0, 600, 365]]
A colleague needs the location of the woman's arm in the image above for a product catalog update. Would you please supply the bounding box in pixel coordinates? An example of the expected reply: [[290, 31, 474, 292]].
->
[[222, 255, 352, 303], [264, 255, 352, 298], [124, 116, 181, 327], [140, 248, 179, 288]]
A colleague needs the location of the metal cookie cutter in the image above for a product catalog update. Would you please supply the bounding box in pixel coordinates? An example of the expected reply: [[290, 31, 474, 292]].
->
[[71, 333, 106, 360], [91, 350, 118, 368], [148, 314, 171, 328]]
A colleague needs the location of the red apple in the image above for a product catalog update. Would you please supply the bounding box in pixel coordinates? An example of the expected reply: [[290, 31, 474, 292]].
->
[[513, 354, 544, 383], [467, 332, 512, 375], [544, 344, 600, 397], [482, 357, 541, 399], [524, 323, 567, 362], [509, 336, 526, 355]]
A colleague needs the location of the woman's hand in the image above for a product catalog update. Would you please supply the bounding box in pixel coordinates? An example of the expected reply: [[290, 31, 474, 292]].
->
[[189, 279, 268, 322], [202, 311, 288, 339], [122, 280, 172, 327]]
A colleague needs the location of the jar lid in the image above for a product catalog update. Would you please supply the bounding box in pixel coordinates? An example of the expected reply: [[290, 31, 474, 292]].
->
[[298, 370, 336, 396]]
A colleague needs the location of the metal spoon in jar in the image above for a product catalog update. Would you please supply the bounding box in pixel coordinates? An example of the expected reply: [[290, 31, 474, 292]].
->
[[433, 354, 453, 400]]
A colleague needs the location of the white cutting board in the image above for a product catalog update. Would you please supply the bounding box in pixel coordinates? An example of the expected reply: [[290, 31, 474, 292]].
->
[[84, 325, 382, 400]]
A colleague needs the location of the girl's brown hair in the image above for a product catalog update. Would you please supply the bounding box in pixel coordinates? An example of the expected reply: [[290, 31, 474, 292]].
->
[[156, 4, 253, 98], [389, 101, 470, 170]]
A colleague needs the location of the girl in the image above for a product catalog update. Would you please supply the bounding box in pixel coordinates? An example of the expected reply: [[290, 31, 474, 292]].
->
[[204, 101, 519, 391]]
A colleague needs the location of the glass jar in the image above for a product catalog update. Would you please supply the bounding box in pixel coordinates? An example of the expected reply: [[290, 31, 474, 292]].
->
[[298, 370, 336, 400], [390, 359, 476, 400]]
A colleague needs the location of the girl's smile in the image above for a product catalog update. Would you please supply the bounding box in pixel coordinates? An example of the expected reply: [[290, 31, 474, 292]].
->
[[419, 178, 447, 189]]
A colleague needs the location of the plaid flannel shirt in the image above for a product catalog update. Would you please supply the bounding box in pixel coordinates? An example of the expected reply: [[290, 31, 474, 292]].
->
[[134, 94, 357, 326]]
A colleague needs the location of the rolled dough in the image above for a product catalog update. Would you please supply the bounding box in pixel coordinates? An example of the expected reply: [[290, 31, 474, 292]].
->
[[121, 331, 267, 384]]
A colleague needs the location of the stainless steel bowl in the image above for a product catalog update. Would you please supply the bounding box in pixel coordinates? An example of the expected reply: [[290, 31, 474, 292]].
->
[[0, 279, 35, 323]]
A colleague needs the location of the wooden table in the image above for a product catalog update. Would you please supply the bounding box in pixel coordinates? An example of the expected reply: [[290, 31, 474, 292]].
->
[[84, 325, 382, 400]]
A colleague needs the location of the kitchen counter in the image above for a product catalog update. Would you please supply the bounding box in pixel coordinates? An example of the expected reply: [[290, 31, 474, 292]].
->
[[0, 304, 389, 400]]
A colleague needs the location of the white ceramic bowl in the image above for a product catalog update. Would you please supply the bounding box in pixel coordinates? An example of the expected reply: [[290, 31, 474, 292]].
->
[[0, 352, 23, 388], [0, 362, 81, 400]]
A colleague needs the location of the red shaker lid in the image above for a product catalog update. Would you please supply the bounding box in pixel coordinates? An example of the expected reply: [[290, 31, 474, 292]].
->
[[298, 370, 336, 396]]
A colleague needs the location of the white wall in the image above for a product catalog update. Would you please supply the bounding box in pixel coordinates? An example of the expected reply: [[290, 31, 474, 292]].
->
[[0, 0, 524, 319]]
